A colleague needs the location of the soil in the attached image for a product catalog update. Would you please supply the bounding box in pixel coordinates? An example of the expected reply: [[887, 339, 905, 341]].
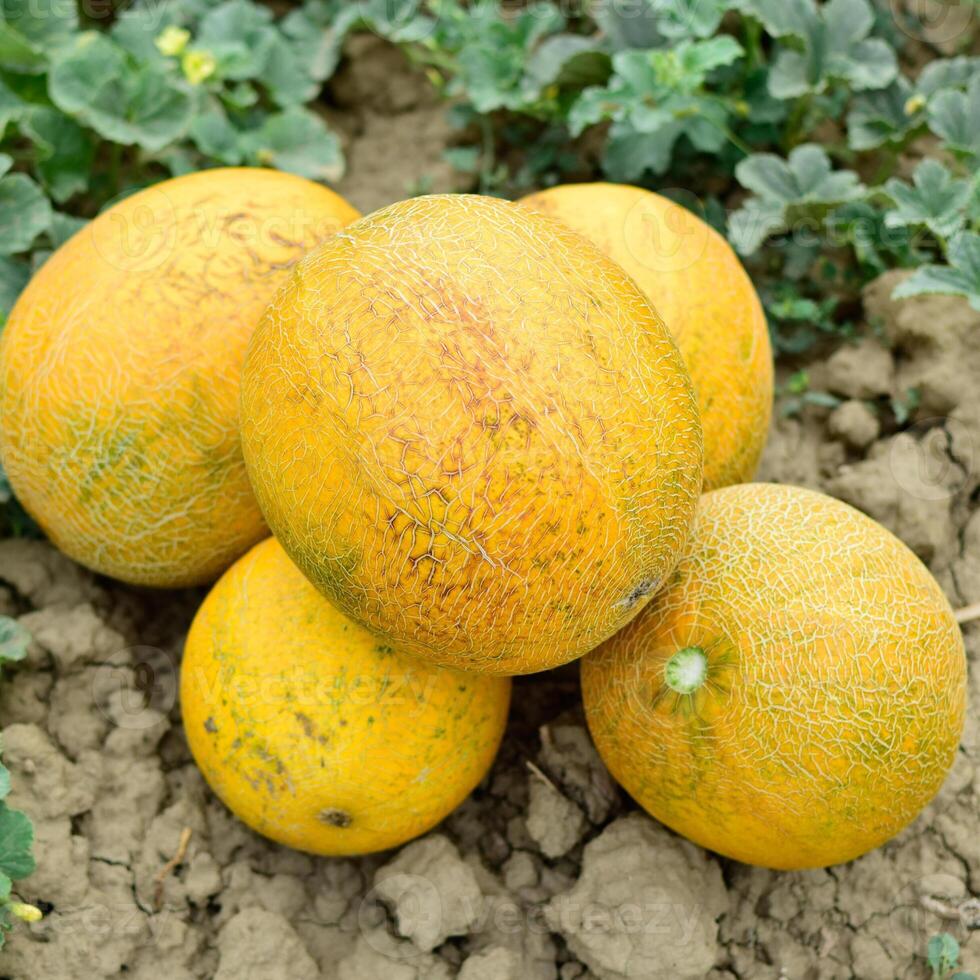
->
[[1, 38, 978, 980]]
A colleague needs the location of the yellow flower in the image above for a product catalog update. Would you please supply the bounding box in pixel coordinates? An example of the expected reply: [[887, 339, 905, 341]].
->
[[181, 49, 217, 86], [10, 902, 42, 923], [154, 25, 190, 57], [904, 93, 927, 116]]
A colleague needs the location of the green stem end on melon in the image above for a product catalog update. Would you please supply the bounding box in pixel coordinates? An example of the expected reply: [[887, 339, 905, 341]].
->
[[664, 646, 708, 695]]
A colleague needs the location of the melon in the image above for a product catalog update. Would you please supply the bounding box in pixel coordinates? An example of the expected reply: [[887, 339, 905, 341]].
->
[[0, 168, 359, 587], [582, 483, 967, 869], [240, 193, 703, 675], [181, 536, 511, 856], [519, 183, 773, 490]]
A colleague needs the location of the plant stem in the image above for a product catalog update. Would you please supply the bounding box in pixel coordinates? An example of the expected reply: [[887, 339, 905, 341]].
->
[[479, 114, 496, 194], [954, 601, 980, 625]]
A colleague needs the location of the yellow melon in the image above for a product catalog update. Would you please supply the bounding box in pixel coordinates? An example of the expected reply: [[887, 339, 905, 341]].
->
[[0, 168, 359, 587], [519, 183, 773, 490], [181, 536, 510, 856], [240, 193, 703, 675], [582, 483, 967, 869]]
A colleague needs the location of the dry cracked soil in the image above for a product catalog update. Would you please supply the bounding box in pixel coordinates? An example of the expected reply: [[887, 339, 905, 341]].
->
[[0, 38, 978, 980]]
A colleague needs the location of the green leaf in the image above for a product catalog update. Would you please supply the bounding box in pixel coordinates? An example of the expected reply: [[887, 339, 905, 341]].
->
[[603, 120, 684, 179], [730, 144, 865, 254], [189, 107, 242, 164], [47, 211, 86, 249], [0, 803, 35, 881], [735, 0, 818, 38], [49, 32, 194, 152], [928, 75, 980, 161], [524, 35, 611, 92], [827, 200, 920, 274], [569, 37, 742, 176], [0, 0, 77, 74], [0, 75, 24, 136], [239, 108, 343, 181], [883, 159, 971, 240], [19, 106, 93, 203], [0, 615, 28, 664], [927, 934, 961, 975], [741, 0, 897, 97], [0, 172, 51, 256], [655, 0, 735, 39], [197, 0, 276, 80], [847, 77, 922, 150], [366, 0, 435, 42], [916, 56, 980, 96], [737, 144, 864, 203], [590, 0, 665, 50], [0, 255, 28, 320], [893, 231, 980, 312], [2, 0, 78, 48]]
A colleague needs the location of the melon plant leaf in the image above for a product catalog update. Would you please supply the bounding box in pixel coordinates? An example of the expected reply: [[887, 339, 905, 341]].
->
[[189, 107, 242, 164], [49, 32, 195, 152], [0, 172, 51, 255], [0, 256, 27, 321], [927, 76, 980, 161], [883, 159, 972, 240], [279, 4, 360, 85], [196, 0, 277, 80], [1, 0, 78, 48], [0, 75, 24, 136], [0, 804, 35, 881], [928, 934, 961, 977], [47, 211, 86, 249], [603, 121, 684, 180], [893, 232, 980, 312], [730, 144, 865, 254], [0, 0, 78, 74], [740, 0, 897, 97], [569, 37, 742, 175], [654, 0, 737, 39], [239, 108, 343, 181], [19, 106, 93, 203], [524, 35, 611, 92], [0, 616, 29, 664], [847, 77, 922, 150], [589, 0, 666, 50], [353, 0, 433, 42], [916, 55, 980, 96]]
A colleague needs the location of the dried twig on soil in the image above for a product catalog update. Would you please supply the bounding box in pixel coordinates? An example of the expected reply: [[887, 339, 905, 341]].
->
[[153, 827, 192, 910], [954, 602, 980, 625]]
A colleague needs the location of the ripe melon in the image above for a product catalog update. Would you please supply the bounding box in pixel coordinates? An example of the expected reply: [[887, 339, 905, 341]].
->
[[582, 483, 967, 869], [0, 168, 359, 587], [181, 536, 511, 856], [519, 183, 773, 491], [240, 194, 703, 675]]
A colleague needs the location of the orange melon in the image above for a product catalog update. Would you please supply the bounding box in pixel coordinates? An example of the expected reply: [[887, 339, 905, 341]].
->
[[240, 194, 703, 675], [0, 168, 359, 587], [582, 483, 967, 869], [182, 537, 510, 855], [519, 183, 773, 490]]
